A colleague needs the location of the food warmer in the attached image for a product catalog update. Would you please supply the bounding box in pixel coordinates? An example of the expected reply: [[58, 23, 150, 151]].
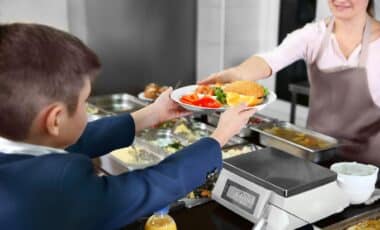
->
[[208, 113, 339, 163]]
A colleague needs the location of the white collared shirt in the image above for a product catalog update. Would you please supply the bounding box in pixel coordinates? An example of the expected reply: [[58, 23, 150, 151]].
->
[[0, 136, 67, 156]]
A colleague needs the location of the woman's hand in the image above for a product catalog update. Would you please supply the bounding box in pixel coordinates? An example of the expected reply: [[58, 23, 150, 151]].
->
[[211, 104, 256, 147], [198, 56, 272, 85], [198, 67, 243, 85]]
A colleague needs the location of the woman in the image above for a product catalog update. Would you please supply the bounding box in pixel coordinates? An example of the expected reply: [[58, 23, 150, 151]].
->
[[201, 0, 380, 165]]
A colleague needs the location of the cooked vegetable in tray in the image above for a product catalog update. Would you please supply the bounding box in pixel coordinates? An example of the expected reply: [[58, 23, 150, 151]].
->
[[263, 126, 331, 150], [248, 114, 337, 153], [110, 145, 162, 170], [222, 144, 255, 159], [347, 219, 380, 229], [139, 117, 249, 156]]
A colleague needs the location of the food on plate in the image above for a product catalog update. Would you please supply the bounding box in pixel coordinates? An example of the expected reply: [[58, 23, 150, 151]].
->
[[143, 83, 168, 99], [179, 81, 268, 109], [223, 80, 265, 106], [223, 81, 264, 98], [180, 93, 222, 108], [346, 219, 380, 230], [263, 126, 330, 149], [195, 85, 214, 96]]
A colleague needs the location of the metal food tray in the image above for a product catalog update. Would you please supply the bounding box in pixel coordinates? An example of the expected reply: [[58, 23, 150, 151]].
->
[[86, 103, 115, 121], [323, 207, 380, 230], [109, 137, 166, 171], [247, 114, 338, 162], [206, 112, 253, 138], [222, 143, 257, 159], [177, 143, 255, 209], [179, 197, 212, 209], [137, 117, 248, 156], [185, 120, 248, 147], [138, 128, 184, 156], [88, 93, 146, 114]]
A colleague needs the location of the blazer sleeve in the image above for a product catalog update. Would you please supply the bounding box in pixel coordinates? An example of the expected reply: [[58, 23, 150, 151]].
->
[[60, 137, 222, 230], [65, 113, 136, 158]]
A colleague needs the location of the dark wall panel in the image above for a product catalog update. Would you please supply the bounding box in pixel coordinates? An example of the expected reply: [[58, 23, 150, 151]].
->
[[275, 0, 316, 106], [85, 0, 196, 95]]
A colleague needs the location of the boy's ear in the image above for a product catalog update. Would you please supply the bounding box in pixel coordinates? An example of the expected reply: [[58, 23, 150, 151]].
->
[[44, 104, 66, 137]]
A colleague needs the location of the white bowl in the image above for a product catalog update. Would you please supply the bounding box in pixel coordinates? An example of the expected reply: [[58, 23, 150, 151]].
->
[[330, 162, 378, 205]]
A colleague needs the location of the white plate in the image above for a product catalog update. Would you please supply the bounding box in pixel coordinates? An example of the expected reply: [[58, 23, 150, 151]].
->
[[170, 85, 277, 113], [138, 92, 154, 102]]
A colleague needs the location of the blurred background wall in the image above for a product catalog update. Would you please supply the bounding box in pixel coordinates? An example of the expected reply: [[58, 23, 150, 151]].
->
[[2, 0, 377, 125], [0, 0, 68, 30]]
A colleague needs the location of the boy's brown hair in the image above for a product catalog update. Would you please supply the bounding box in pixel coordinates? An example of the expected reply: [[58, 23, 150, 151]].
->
[[0, 23, 101, 141]]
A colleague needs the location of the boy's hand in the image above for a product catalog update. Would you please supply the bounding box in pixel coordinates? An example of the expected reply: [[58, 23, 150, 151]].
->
[[211, 104, 256, 147], [132, 87, 191, 132], [150, 87, 192, 124]]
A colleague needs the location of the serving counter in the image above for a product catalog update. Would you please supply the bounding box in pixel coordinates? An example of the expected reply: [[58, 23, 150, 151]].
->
[[94, 153, 380, 230], [121, 199, 380, 230], [96, 146, 380, 229], [96, 146, 380, 230], [88, 94, 380, 230]]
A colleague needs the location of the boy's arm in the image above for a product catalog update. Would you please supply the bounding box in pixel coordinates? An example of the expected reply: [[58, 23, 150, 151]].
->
[[60, 137, 222, 229], [65, 113, 135, 158]]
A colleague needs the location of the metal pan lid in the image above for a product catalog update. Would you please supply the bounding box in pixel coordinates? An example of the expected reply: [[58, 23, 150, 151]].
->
[[223, 147, 337, 197]]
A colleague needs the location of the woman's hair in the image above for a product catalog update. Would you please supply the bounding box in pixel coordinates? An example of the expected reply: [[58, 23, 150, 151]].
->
[[368, 0, 374, 17], [0, 23, 101, 140]]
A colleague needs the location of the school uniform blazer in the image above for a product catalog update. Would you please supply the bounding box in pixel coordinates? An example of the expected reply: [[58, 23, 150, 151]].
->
[[0, 113, 222, 230]]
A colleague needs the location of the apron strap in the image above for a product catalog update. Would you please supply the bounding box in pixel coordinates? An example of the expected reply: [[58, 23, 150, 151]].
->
[[314, 17, 335, 62], [358, 16, 372, 67]]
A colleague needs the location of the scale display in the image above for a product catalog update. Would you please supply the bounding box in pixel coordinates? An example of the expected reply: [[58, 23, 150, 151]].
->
[[212, 168, 272, 223], [222, 179, 259, 214]]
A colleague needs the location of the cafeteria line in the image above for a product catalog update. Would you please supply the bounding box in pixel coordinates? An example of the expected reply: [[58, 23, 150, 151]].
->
[[1, 0, 380, 229], [89, 87, 380, 229]]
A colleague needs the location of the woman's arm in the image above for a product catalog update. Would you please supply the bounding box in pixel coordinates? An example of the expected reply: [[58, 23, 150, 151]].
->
[[199, 56, 272, 85], [199, 22, 319, 84]]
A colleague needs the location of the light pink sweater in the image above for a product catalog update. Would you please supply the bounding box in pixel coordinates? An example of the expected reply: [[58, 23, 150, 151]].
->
[[258, 20, 380, 107]]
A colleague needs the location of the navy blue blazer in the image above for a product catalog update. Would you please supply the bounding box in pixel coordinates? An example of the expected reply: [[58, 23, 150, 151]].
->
[[0, 114, 222, 230]]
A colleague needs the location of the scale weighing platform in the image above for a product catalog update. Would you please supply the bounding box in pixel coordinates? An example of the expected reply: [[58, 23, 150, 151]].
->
[[212, 147, 350, 230]]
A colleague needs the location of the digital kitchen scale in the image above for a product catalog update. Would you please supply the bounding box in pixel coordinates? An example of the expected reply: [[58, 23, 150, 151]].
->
[[212, 147, 350, 230]]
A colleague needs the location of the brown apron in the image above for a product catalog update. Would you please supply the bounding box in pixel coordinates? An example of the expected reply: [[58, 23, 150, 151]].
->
[[307, 17, 380, 165]]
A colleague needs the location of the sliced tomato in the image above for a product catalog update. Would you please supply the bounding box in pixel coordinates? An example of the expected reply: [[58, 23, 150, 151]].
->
[[194, 96, 222, 108], [180, 93, 199, 105]]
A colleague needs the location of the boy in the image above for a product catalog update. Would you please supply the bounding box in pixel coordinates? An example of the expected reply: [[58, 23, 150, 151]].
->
[[0, 23, 255, 229]]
